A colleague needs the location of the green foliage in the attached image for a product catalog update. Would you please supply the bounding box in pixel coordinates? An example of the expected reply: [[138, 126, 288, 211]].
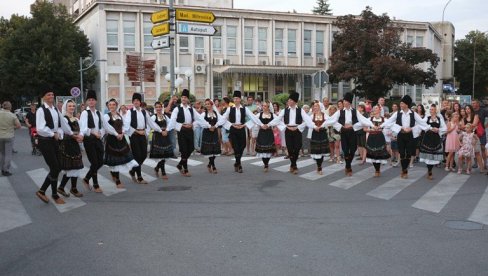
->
[[454, 31, 488, 99], [312, 0, 332, 15], [0, 1, 96, 102], [327, 6, 439, 101], [158, 91, 196, 103], [271, 93, 290, 108]]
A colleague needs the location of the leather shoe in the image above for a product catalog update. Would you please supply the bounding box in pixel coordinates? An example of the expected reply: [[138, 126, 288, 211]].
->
[[2, 171, 12, 176], [36, 191, 49, 204]]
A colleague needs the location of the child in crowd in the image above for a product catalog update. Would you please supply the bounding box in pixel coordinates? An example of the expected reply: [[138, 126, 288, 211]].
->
[[457, 123, 476, 174], [445, 112, 460, 171]]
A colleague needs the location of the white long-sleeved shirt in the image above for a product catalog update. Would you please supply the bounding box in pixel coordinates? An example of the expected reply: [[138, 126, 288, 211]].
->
[[268, 106, 314, 133], [199, 110, 225, 129], [425, 115, 448, 137], [60, 116, 78, 137], [380, 109, 430, 138], [219, 105, 262, 130], [324, 107, 374, 132], [150, 114, 173, 132], [169, 104, 211, 132], [79, 108, 105, 137], [103, 113, 127, 137], [36, 103, 63, 138], [124, 108, 162, 136]]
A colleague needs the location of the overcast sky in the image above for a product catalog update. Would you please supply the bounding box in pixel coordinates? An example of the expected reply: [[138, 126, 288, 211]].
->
[[1, 0, 487, 39]]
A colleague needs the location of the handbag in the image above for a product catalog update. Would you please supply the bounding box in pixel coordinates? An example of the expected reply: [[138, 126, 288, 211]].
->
[[476, 121, 485, 138]]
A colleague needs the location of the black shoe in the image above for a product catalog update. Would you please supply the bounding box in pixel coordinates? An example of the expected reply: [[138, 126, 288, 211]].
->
[[31, 149, 36, 155], [12, 149, 17, 154], [57, 188, 70, 198], [2, 171, 12, 176]]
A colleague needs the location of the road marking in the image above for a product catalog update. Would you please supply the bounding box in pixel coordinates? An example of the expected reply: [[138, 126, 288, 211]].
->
[[0, 177, 32, 233], [412, 173, 469, 213], [170, 157, 203, 166], [143, 159, 179, 174], [232, 156, 260, 162], [26, 168, 86, 212], [300, 163, 345, 181], [367, 169, 425, 200], [251, 156, 286, 166], [469, 182, 488, 225], [327, 165, 392, 189], [273, 158, 316, 172], [11, 161, 18, 169], [80, 168, 126, 196]]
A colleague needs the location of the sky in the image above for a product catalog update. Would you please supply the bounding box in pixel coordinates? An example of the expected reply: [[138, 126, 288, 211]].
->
[[1, 0, 487, 39]]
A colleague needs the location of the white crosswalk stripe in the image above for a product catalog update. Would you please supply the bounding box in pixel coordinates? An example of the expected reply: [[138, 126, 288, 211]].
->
[[80, 168, 126, 196], [169, 157, 203, 166], [328, 165, 393, 189], [412, 174, 470, 213], [143, 159, 179, 174], [300, 163, 345, 181], [367, 168, 425, 200], [232, 156, 260, 162], [26, 168, 86, 212], [469, 182, 488, 225], [273, 158, 316, 172], [251, 156, 287, 166], [0, 177, 32, 233]]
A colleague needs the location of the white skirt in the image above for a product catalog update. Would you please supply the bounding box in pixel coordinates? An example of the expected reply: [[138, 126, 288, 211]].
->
[[108, 159, 139, 172], [256, 153, 273, 158], [366, 158, 388, 164], [311, 154, 327, 159], [64, 169, 82, 178]]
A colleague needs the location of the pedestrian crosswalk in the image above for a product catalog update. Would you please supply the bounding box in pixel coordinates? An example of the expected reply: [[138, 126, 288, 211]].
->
[[0, 177, 32, 233], [367, 168, 425, 200]]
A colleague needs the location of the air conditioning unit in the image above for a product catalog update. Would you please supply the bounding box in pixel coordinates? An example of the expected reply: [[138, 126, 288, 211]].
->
[[161, 66, 168, 74], [260, 61, 267, 66], [213, 58, 224, 66], [195, 54, 205, 61], [223, 59, 231, 65], [275, 61, 282, 66], [317, 57, 326, 65], [195, 64, 206, 74]]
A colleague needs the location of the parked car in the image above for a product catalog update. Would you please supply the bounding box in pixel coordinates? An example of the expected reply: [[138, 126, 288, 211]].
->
[[14, 106, 30, 123]]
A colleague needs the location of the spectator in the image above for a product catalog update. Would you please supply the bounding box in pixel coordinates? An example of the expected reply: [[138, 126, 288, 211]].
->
[[0, 101, 21, 176]]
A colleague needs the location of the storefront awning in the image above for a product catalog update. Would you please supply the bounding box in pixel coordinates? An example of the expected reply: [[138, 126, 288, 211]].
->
[[213, 65, 323, 75]]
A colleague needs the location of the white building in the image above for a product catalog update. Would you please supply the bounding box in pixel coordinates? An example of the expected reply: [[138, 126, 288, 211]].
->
[[68, 0, 454, 106]]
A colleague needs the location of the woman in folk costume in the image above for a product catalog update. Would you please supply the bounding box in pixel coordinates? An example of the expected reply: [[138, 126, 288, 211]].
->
[[57, 99, 84, 198], [103, 98, 139, 188], [308, 101, 330, 175], [200, 99, 224, 173], [380, 95, 429, 179], [150, 101, 174, 180], [419, 104, 447, 180], [249, 101, 276, 172], [365, 105, 391, 177]]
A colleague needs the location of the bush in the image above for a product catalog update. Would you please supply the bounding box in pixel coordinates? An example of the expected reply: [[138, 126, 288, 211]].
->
[[271, 93, 304, 108], [158, 91, 196, 104]]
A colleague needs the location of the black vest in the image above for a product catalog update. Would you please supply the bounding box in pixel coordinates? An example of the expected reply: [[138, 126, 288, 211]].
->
[[284, 107, 303, 125], [130, 109, 147, 129], [396, 111, 415, 128], [338, 109, 358, 125], [85, 110, 101, 129], [176, 106, 194, 124], [229, 107, 246, 124], [41, 106, 61, 129]]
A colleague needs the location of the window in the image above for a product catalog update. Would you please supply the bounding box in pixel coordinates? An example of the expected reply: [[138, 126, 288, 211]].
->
[[275, 28, 283, 56], [179, 36, 189, 52], [143, 15, 153, 52], [258, 27, 267, 55], [287, 29, 296, 56], [415, 85, 423, 102], [304, 30, 312, 57], [195, 36, 204, 54], [106, 19, 118, 51], [227, 26, 237, 55], [123, 14, 136, 51], [331, 83, 339, 101], [415, 36, 424, 47], [407, 35, 414, 45], [213, 75, 223, 99], [303, 75, 312, 103], [275, 76, 284, 94], [316, 31, 324, 57], [287, 75, 296, 93], [406, 85, 414, 98], [244, 27, 254, 55], [213, 37, 222, 54]]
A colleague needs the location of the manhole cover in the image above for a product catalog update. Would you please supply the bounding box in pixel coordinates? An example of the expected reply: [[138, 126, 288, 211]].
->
[[158, 186, 192, 191], [444, 220, 484, 230]]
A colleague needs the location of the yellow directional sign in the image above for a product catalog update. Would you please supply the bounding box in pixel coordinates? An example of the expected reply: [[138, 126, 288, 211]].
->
[[151, 9, 169, 24], [175, 9, 215, 24], [151, 22, 170, 37]]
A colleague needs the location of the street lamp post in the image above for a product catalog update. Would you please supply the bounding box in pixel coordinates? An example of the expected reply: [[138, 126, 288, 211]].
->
[[79, 57, 107, 103]]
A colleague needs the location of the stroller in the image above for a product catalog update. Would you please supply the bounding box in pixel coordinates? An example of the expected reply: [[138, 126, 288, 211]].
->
[[30, 127, 41, 155]]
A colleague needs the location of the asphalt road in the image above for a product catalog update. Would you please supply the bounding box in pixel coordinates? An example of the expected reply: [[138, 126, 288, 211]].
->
[[1, 128, 487, 276]]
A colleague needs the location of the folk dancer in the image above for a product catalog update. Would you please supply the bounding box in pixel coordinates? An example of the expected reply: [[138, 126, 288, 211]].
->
[[364, 105, 391, 177], [323, 93, 374, 176], [308, 101, 330, 175], [35, 90, 65, 204], [150, 101, 174, 180], [57, 100, 84, 197], [249, 101, 276, 172], [79, 90, 105, 193], [380, 95, 429, 179], [419, 104, 447, 180], [124, 92, 163, 184], [200, 99, 225, 174], [103, 98, 139, 187]]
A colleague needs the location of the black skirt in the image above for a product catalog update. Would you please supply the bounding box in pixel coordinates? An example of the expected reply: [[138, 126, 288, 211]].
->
[[419, 130, 443, 160], [310, 129, 330, 154], [366, 132, 391, 160], [104, 135, 134, 166], [59, 137, 83, 171], [150, 131, 174, 159], [201, 128, 221, 155], [255, 128, 276, 153]]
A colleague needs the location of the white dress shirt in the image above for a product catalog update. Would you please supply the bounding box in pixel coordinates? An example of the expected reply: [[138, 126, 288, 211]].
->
[[169, 104, 210, 132], [124, 107, 162, 136], [268, 106, 314, 133], [150, 114, 173, 131], [36, 103, 63, 138], [380, 109, 429, 138], [324, 107, 373, 132], [79, 108, 105, 137], [219, 105, 262, 130]]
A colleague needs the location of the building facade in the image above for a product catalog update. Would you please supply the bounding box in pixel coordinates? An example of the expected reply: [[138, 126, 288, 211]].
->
[[69, 0, 454, 107]]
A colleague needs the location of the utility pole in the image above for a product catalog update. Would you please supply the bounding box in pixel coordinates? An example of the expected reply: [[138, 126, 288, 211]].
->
[[169, 0, 176, 96]]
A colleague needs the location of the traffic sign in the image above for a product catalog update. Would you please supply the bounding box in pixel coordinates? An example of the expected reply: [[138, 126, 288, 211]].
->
[[175, 9, 215, 23], [151, 9, 169, 24], [151, 22, 170, 37], [70, 87, 81, 98], [151, 36, 170, 49], [177, 23, 217, 36]]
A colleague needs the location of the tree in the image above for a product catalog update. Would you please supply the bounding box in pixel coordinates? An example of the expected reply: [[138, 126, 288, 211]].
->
[[454, 31, 488, 99], [327, 7, 439, 100], [312, 0, 332, 16], [0, 1, 95, 102]]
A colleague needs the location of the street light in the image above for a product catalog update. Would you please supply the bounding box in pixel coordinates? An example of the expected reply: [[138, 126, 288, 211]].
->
[[79, 57, 107, 103], [472, 31, 488, 99], [184, 69, 193, 90]]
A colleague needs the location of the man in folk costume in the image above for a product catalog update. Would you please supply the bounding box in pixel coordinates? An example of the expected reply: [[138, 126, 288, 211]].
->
[[79, 90, 105, 193], [219, 90, 262, 173], [35, 89, 65, 204], [324, 93, 374, 176], [381, 95, 429, 179], [269, 92, 314, 174], [168, 89, 210, 176]]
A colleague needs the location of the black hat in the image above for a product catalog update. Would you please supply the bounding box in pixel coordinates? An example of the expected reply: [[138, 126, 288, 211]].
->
[[343, 92, 354, 103], [40, 84, 54, 97], [288, 92, 299, 103], [181, 89, 190, 98], [86, 90, 97, 101], [233, 90, 242, 98], [400, 95, 413, 107], [132, 92, 142, 102]]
